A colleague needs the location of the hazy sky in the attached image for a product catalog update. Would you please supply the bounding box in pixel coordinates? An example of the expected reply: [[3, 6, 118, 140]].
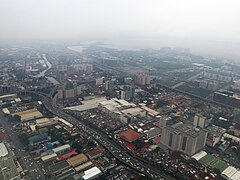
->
[[1, 0, 240, 59]]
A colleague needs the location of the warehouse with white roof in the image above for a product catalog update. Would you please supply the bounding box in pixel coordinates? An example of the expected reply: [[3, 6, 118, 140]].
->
[[82, 166, 102, 180], [191, 151, 207, 161], [52, 144, 71, 154], [0, 143, 8, 158], [221, 166, 240, 180]]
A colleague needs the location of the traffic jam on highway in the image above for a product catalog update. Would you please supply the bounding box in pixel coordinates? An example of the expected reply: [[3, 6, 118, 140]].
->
[[42, 95, 167, 180]]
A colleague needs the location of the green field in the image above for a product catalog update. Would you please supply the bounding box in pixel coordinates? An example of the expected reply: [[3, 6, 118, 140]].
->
[[199, 154, 228, 172], [177, 84, 212, 98]]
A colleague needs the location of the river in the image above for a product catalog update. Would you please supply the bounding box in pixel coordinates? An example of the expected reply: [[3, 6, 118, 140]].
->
[[34, 54, 59, 85]]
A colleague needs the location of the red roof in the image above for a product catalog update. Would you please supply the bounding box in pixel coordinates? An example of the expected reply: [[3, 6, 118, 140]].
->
[[58, 151, 77, 161], [119, 129, 142, 142], [87, 148, 104, 155], [122, 140, 136, 151], [153, 137, 161, 143]]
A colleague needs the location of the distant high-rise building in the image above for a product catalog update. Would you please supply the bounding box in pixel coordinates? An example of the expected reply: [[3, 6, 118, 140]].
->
[[96, 77, 104, 85], [134, 74, 150, 86], [161, 122, 207, 156], [73, 63, 93, 73], [64, 88, 75, 99], [199, 80, 218, 91], [193, 114, 206, 128], [57, 64, 68, 72], [121, 85, 135, 100], [159, 116, 167, 129], [76, 86, 81, 95], [105, 80, 115, 91], [203, 68, 233, 82], [57, 81, 81, 99]]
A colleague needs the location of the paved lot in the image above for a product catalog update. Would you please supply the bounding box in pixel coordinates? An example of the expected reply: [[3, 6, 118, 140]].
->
[[0, 111, 46, 180]]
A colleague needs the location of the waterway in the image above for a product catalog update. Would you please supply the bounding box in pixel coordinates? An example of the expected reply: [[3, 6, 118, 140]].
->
[[68, 46, 86, 53], [34, 54, 59, 85]]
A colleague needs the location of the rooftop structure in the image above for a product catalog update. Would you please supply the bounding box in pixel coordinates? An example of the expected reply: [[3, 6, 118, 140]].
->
[[56, 117, 73, 128], [119, 129, 142, 143], [2, 108, 10, 114], [161, 122, 208, 156], [67, 153, 88, 167], [99, 98, 149, 121], [52, 144, 71, 154], [82, 166, 102, 180], [0, 143, 8, 158], [28, 133, 50, 146], [74, 161, 93, 172], [64, 97, 107, 112], [56, 168, 75, 180], [121, 107, 144, 117], [99, 98, 136, 111], [223, 133, 240, 143], [36, 118, 50, 124], [58, 151, 78, 161], [191, 151, 207, 161], [41, 153, 57, 162], [49, 160, 70, 175], [140, 105, 160, 117], [12, 108, 43, 122], [221, 166, 240, 180], [86, 148, 104, 160], [144, 127, 161, 140]]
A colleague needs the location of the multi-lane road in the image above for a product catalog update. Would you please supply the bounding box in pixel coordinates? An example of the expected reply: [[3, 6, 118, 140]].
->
[[29, 91, 173, 180]]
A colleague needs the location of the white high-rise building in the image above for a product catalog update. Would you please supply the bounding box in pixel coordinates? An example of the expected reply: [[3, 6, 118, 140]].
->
[[193, 114, 206, 128], [161, 122, 208, 156]]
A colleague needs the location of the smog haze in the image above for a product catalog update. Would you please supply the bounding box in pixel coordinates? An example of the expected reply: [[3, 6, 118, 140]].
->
[[1, 0, 240, 59]]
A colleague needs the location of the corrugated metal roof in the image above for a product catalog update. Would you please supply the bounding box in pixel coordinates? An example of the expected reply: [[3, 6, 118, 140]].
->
[[67, 153, 88, 167], [53, 144, 70, 153], [0, 143, 8, 157], [191, 151, 207, 161], [82, 166, 102, 180]]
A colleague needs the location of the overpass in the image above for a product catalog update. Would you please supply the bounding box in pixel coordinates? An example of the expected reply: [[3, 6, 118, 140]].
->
[[22, 91, 171, 180]]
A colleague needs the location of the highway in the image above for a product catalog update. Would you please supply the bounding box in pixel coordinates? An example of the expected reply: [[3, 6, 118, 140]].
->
[[171, 71, 203, 89], [29, 91, 172, 180]]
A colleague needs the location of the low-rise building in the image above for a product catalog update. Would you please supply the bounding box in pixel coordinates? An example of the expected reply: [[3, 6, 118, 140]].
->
[[0, 143, 8, 158], [52, 144, 71, 155], [67, 153, 88, 167], [12, 108, 43, 122], [119, 129, 142, 143], [144, 127, 161, 140], [86, 148, 104, 160], [221, 166, 240, 180], [74, 161, 93, 173], [41, 153, 57, 162], [81, 166, 102, 180], [49, 160, 70, 175], [58, 151, 78, 161], [56, 168, 76, 180], [28, 133, 51, 147]]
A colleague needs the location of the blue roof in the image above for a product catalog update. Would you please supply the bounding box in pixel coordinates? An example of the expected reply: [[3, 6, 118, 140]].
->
[[29, 133, 49, 144]]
